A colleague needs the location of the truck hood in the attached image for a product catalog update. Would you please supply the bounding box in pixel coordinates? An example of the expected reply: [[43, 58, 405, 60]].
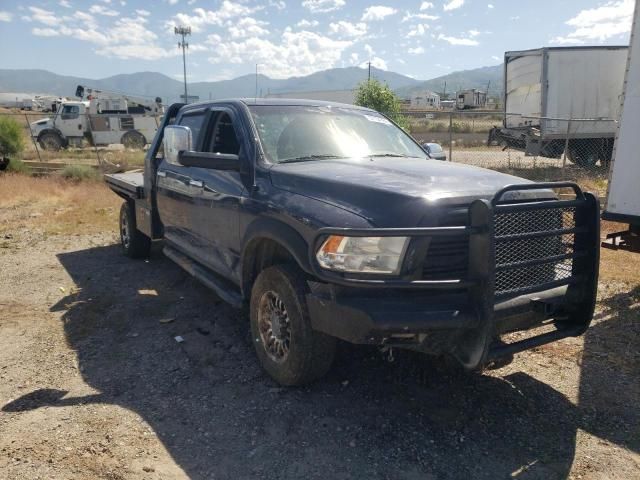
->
[[269, 157, 548, 227]]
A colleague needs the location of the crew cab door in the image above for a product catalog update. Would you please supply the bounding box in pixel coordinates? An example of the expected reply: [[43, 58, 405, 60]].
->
[[155, 108, 207, 255], [156, 106, 248, 282], [187, 108, 247, 281], [55, 104, 85, 137]]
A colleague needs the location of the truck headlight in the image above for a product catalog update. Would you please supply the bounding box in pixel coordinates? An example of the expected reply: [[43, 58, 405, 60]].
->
[[316, 236, 409, 275]]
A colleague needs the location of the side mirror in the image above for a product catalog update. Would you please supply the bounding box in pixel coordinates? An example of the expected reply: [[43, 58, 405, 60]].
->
[[421, 143, 430, 153], [164, 125, 193, 165]]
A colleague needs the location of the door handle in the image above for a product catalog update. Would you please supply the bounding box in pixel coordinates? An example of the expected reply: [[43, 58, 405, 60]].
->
[[189, 179, 204, 188], [157, 170, 167, 177]]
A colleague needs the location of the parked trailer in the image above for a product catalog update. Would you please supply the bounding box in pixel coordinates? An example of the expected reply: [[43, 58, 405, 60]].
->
[[456, 89, 487, 109], [489, 46, 628, 168], [603, 2, 640, 252]]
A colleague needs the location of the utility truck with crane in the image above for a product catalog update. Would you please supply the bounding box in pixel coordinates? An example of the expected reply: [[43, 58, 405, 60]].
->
[[30, 85, 164, 151]]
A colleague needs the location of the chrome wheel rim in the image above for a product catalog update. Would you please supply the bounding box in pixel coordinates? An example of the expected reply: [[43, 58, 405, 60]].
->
[[257, 291, 291, 363], [120, 212, 130, 250]]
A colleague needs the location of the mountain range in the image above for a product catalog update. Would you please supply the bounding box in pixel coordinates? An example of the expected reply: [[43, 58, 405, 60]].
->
[[0, 64, 503, 104]]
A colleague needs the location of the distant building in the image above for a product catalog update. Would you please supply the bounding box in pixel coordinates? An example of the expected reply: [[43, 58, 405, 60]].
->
[[266, 89, 356, 105], [410, 91, 441, 109], [440, 100, 456, 110], [456, 89, 487, 109]]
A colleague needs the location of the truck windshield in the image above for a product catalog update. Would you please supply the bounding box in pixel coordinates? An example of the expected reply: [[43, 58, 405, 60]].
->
[[248, 105, 427, 163]]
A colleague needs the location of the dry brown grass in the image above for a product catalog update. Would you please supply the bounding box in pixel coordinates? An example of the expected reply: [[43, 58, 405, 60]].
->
[[0, 174, 122, 236]]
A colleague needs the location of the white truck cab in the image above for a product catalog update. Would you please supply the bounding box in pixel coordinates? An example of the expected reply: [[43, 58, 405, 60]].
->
[[30, 101, 90, 149]]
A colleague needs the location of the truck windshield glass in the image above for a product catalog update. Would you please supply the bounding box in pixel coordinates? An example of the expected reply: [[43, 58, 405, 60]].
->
[[248, 105, 426, 163]]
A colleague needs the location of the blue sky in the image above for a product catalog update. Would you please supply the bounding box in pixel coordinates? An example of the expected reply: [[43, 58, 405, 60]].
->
[[0, 0, 634, 81]]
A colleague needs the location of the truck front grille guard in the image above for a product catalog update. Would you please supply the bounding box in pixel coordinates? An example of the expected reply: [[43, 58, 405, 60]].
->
[[308, 182, 600, 367]]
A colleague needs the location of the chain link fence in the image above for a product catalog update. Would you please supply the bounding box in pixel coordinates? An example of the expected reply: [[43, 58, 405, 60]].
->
[[1, 107, 615, 198], [0, 109, 162, 173], [407, 110, 614, 197]]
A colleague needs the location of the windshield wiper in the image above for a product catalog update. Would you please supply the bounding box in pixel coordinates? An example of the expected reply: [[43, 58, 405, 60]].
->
[[278, 154, 346, 164], [368, 153, 419, 158]]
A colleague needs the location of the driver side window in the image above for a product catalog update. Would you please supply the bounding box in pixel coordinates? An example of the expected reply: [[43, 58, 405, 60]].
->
[[206, 112, 240, 155], [61, 105, 79, 120]]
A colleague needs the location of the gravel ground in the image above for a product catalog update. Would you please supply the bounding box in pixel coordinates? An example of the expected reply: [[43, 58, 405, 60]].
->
[[0, 191, 638, 479]]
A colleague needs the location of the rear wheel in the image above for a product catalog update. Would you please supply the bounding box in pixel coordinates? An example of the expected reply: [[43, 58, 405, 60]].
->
[[121, 131, 146, 149], [119, 202, 151, 258], [250, 264, 336, 386], [38, 132, 64, 151]]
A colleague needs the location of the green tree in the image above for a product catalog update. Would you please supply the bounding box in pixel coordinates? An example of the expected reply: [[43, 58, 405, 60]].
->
[[0, 116, 26, 159], [354, 79, 409, 130]]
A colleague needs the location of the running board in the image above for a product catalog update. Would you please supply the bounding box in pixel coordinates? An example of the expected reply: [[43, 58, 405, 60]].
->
[[488, 325, 584, 360], [163, 245, 243, 308]]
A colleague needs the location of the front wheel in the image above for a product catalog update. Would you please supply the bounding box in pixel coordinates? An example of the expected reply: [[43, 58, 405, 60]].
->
[[119, 202, 151, 258], [38, 132, 64, 151], [250, 265, 336, 386]]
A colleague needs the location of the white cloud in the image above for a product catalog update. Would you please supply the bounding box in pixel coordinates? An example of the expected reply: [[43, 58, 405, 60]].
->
[[32, 27, 60, 36], [329, 21, 367, 38], [407, 24, 429, 37], [27, 6, 57, 25], [296, 19, 319, 27], [26, 8, 179, 60], [408, 46, 425, 54], [360, 56, 387, 70], [269, 0, 286, 9], [437, 33, 478, 46], [402, 12, 439, 22], [550, 0, 633, 44], [208, 30, 352, 78], [420, 2, 434, 10], [59, 0, 72, 8], [169, 2, 260, 32], [443, 0, 464, 11], [362, 5, 397, 21], [468, 29, 480, 37], [89, 4, 119, 16], [487, 3, 494, 8], [135, 9, 150, 16], [228, 17, 269, 38], [302, 0, 345, 13], [0, 11, 12, 21], [168, 0, 179, 5]]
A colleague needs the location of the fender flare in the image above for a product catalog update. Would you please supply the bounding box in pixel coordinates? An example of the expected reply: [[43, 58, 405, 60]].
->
[[121, 129, 147, 144], [240, 218, 312, 297]]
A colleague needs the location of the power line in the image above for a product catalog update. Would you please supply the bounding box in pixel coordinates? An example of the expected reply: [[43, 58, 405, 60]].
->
[[175, 25, 191, 104]]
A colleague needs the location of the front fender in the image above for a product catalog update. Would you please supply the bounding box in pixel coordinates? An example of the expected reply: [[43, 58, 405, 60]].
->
[[240, 218, 311, 297]]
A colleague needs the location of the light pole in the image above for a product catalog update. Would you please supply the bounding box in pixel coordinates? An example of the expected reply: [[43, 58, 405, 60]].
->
[[175, 26, 191, 103]]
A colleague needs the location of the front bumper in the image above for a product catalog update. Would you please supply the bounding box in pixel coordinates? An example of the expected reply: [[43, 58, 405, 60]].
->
[[306, 182, 600, 369]]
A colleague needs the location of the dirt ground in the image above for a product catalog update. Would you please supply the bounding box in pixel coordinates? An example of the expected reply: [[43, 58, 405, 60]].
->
[[0, 176, 638, 480]]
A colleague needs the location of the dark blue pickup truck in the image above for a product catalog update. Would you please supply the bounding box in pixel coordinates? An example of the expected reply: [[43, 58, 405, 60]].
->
[[105, 99, 599, 386]]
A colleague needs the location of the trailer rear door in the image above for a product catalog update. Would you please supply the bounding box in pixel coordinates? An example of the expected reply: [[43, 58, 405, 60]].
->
[[604, 4, 640, 225]]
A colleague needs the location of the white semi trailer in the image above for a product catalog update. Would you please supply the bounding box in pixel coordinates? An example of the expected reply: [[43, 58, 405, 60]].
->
[[30, 85, 164, 151], [489, 46, 628, 168], [602, 1, 640, 252]]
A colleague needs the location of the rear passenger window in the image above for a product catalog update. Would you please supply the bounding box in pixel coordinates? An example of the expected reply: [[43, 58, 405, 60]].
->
[[178, 112, 206, 149]]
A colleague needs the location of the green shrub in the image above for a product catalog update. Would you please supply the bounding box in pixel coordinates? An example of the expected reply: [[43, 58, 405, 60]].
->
[[354, 79, 410, 130], [5, 157, 31, 175], [60, 164, 102, 182], [0, 116, 26, 158]]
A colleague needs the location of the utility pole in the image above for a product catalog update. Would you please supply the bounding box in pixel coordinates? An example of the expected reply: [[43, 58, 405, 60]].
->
[[367, 61, 372, 82], [175, 25, 191, 103], [255, 64, 259, 101]]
